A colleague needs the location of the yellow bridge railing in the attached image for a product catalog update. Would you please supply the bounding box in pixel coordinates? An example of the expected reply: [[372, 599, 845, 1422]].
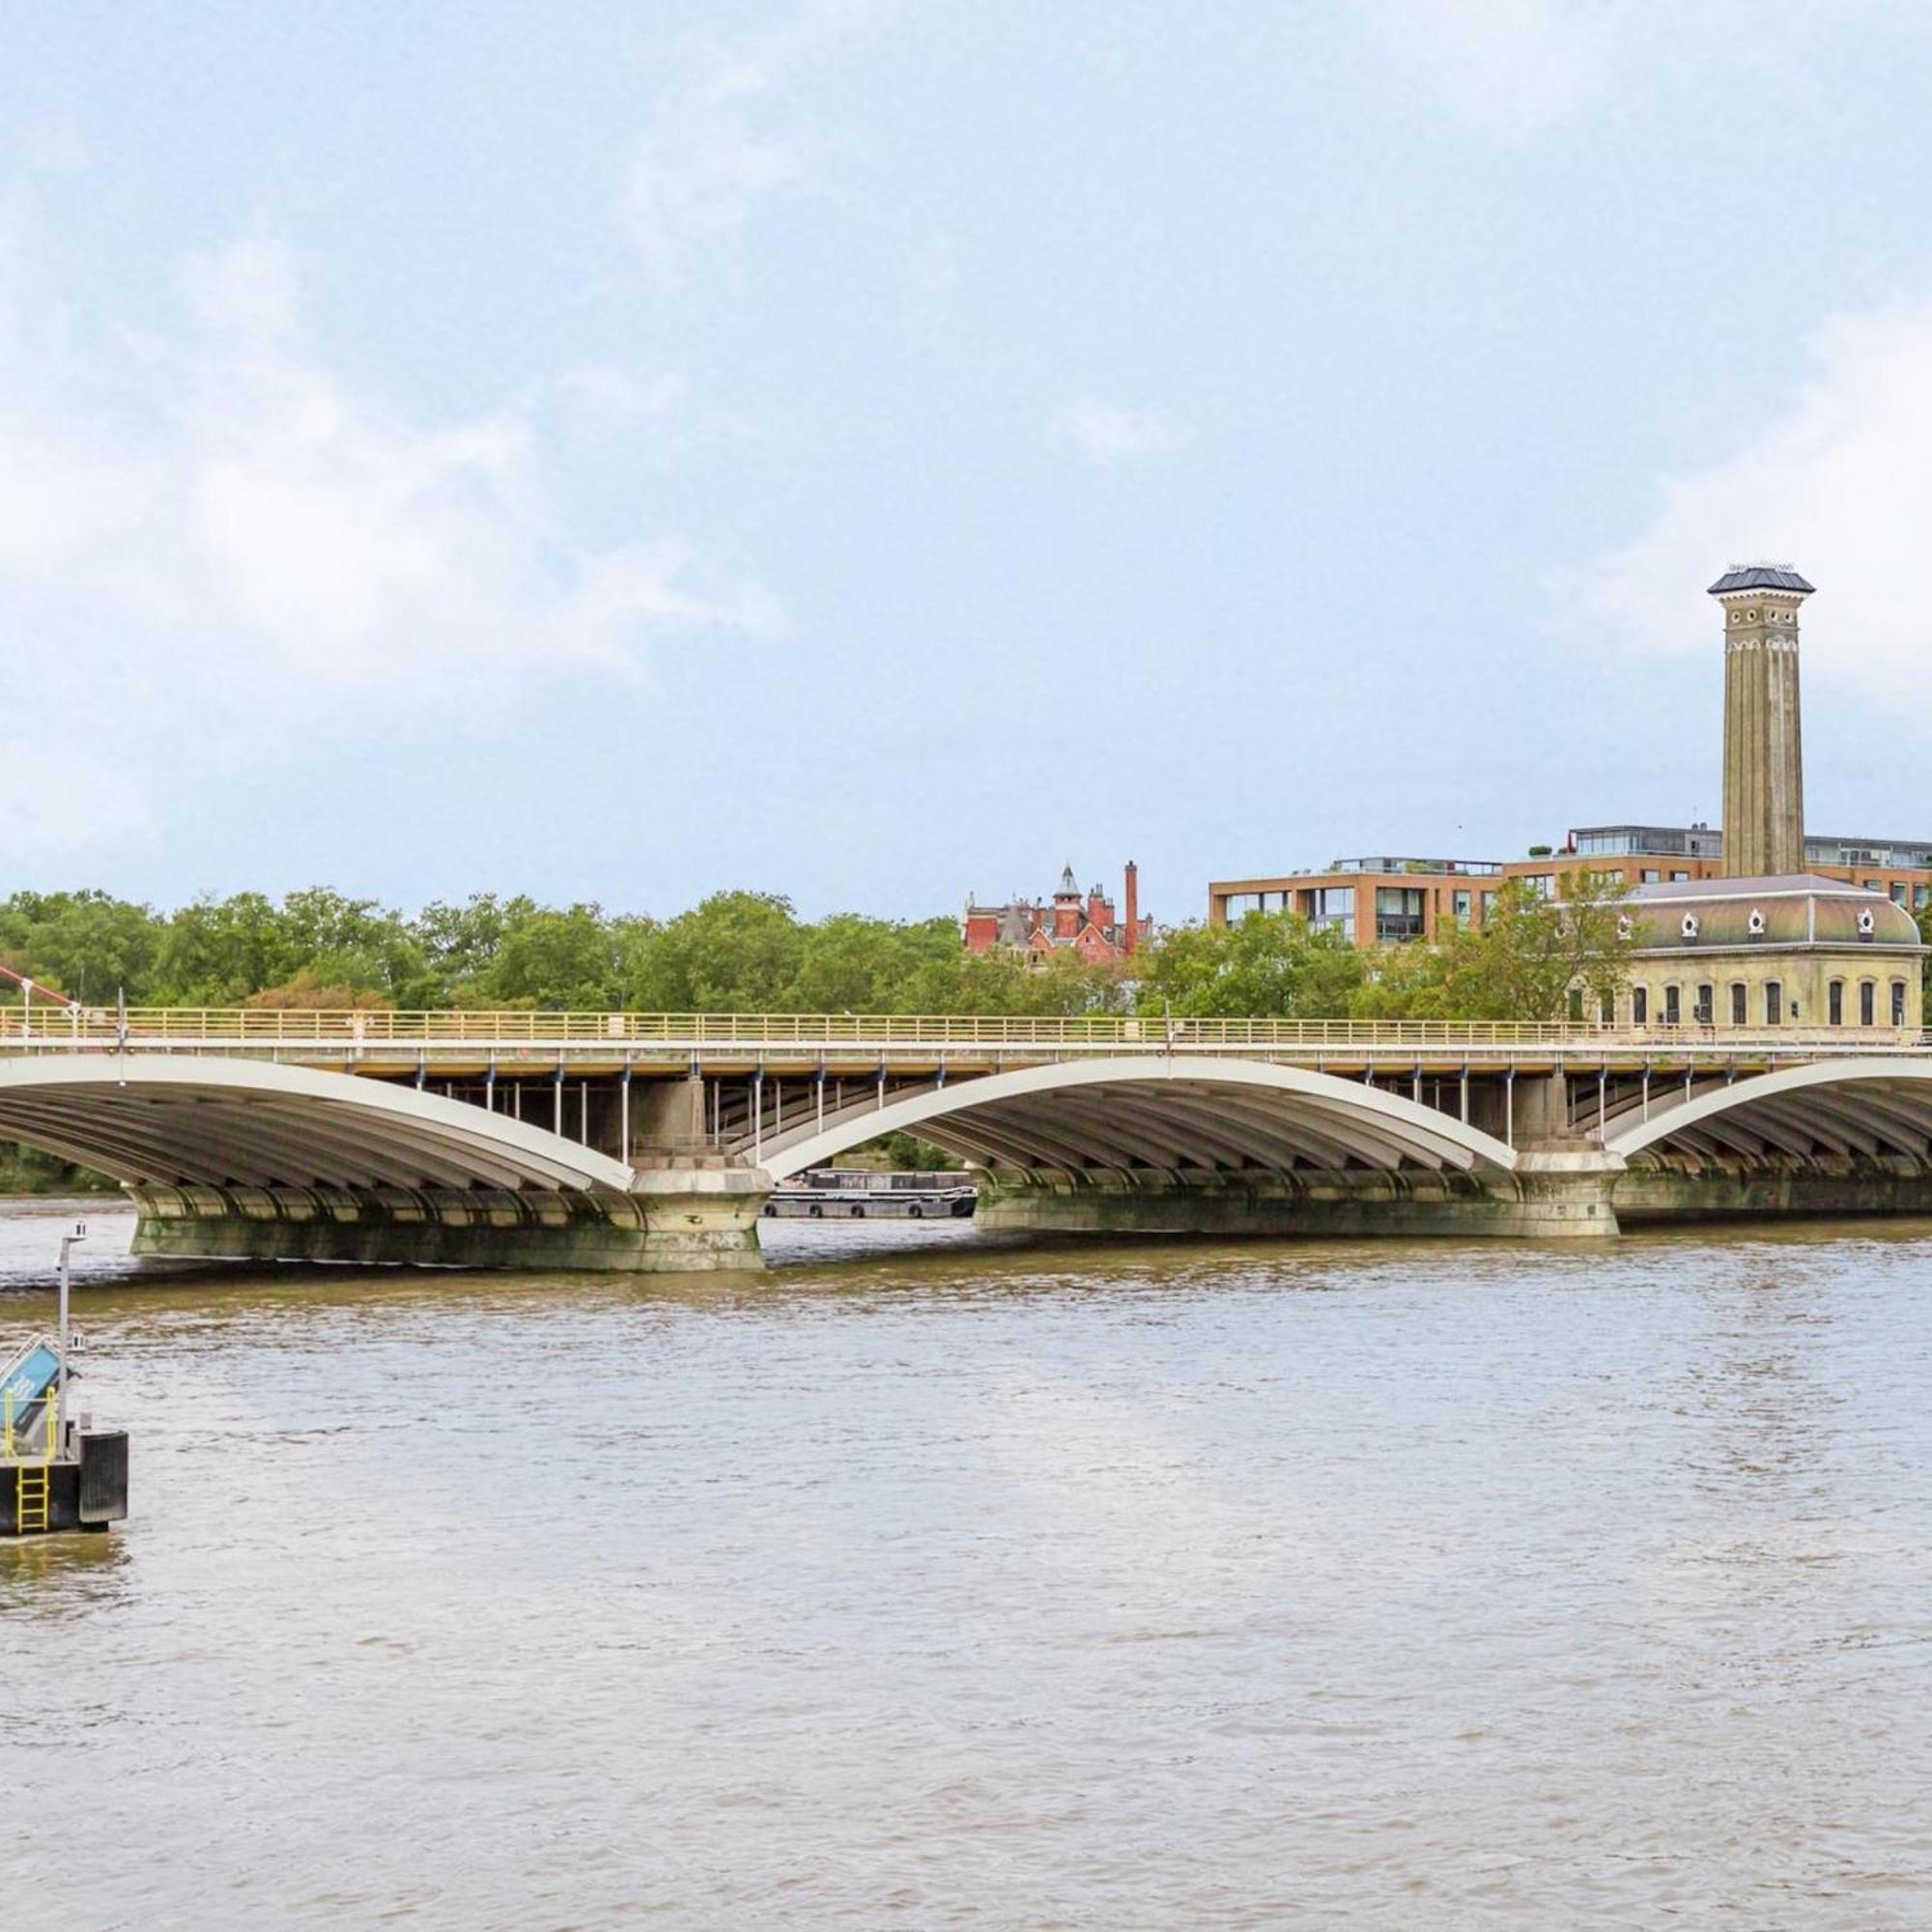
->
[[0, 1007, 1927, 1052]]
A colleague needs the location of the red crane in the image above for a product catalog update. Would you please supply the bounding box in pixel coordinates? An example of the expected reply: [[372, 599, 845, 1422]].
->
[[0, 962, 82, 1012]]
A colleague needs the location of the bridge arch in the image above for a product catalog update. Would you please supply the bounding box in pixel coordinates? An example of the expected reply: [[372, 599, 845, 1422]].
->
[[1606, 1058, 1932, 1165], [753, 1055, 1520, 1182], [0, 1055, 634, 1196]]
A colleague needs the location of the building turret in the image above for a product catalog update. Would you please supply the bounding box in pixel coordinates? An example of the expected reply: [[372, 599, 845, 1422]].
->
[[1709, 563, 1813, 878]]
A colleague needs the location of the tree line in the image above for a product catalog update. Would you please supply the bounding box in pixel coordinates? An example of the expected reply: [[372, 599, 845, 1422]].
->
[[0, 878, 1634, 1023]]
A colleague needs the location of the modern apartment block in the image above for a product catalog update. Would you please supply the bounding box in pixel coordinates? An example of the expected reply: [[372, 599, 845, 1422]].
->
[[1209, 828, 1932, 944]]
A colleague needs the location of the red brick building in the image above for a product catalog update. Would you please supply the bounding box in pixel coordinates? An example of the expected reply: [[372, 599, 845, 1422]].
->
[[964, 864, 1151, 965]]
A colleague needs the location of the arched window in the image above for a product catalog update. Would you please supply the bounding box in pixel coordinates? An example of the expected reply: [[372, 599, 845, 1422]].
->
[[1829, 980, 1844, 1026], [1663, 983, 1682, 1026], [1861, 980, 1876, 1027], [1695, 982, 1715, 1025], [1765, 980, 1783, 1026], [1632, 985, 1648, 1026], [1730, 982, 1747, 1026], [1892, 980, 1909, 1028]]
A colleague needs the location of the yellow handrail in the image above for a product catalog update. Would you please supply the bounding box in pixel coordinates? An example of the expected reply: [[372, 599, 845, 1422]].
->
[[0, 1006, 1928, 1052]]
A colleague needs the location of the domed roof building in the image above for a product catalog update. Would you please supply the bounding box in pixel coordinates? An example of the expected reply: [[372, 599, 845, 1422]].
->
[[1620, 873, 1923, 1031]]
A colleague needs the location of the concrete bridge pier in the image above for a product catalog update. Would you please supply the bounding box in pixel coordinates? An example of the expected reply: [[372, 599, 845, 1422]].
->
[[972, 1155, 1624, 1243], [128, 1168, 772, 1273]]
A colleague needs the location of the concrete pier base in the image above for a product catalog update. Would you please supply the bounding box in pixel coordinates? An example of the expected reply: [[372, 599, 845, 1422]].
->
[[130, 1168, 771, 1273], [975, 1161, 1622, 1242], [1614, 1156, 1932, 1225]]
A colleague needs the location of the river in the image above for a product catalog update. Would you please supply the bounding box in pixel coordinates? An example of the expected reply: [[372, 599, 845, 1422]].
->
[[4, 1202, 1932, 1927]]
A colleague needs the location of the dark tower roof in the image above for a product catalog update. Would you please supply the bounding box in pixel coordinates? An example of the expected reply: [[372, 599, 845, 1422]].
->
[[1707, 564, 1815, 596]]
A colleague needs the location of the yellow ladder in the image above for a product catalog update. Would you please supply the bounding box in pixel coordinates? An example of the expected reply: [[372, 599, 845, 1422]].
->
[[14, 1463, 49, 1535]]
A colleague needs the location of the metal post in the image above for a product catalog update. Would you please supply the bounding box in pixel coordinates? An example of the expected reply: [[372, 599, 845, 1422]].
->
[[485, 1060, 497, 1113], [1641, 1066, 1651, 1122], [1598, 1066, 1607, 1137], [1505, 1067, 1515, 1145], [554, 1065, 564, 1136], [1460, 1065, 1469, 1123], [580, 1080, 589, 1146], [620, 1065, 632, 1160], [753, 1070, 764, 1166], [56, 1223, 84, 1458]]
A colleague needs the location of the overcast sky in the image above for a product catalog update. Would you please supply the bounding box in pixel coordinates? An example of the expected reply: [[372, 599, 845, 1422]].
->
[[6, 1, 1932, 923]]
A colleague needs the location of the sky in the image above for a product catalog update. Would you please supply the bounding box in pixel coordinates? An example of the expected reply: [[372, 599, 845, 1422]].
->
[[6, 0, 1932, 926]]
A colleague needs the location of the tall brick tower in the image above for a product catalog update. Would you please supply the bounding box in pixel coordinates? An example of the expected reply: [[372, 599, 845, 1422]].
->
[[1709, 563, 1813, 877]]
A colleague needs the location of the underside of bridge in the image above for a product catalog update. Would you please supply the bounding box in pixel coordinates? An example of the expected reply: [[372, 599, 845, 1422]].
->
[[751, 1059, 1615, 1240], [1604, 1064, 1932, 1223], [7, 1052, 1932, 1270], [0, 1058, 763, 1271]]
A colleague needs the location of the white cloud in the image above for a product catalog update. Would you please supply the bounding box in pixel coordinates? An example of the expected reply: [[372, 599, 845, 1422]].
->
[[621, 2, 875, 270], [1363, 0, 1628, 136], [0, 244, 780, 684], [0, 742, 150, 847], [1053, 401, 1185, 465], [1566, 299, 1932, 707]]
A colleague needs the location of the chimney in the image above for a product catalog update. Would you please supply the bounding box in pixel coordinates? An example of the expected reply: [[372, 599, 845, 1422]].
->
[[1123, 861, 1139, 956]]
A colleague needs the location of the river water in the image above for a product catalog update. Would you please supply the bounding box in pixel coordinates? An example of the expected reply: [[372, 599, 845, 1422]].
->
[[4, 1203, 1932, 1927]]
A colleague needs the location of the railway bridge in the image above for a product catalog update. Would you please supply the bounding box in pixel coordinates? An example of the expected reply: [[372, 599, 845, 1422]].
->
[[3, 1007, 1932, 1269]]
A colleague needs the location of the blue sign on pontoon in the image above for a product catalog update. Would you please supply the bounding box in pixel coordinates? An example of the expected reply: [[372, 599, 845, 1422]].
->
[[1, 1342, 60, 1413]]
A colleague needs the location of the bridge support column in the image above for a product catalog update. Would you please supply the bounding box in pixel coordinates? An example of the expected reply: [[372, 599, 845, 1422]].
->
[[629, 1074, 710, 1159], [1504, 1151, 1623, 1237], [626, 1166, 769, 1270]]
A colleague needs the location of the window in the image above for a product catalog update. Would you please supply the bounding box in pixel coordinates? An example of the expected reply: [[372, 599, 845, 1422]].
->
[[1695, 983, 1714, 1024], [1892, 882, 1909, 905], [1480, 891, 1496, 923], [1893, 980, 1909, 1027], [1311, 888, 1355, 942], [1663, 984, 1682, 1026], [1632, 986, 1648, 1025], [1375, 887, 1426, 943], [1640, 868, 1662, 884], [1670, 870, 1691, 883], [1765, 980, 1783, 1026], [1861, 980, 1876, 1026], [1520, 874, 1555, 899], [1916, 885, 1930, 910], [1731, 982, 1747, 1026], [1452, 889, 1472, 925], [1829, 980, 1844, 1026]]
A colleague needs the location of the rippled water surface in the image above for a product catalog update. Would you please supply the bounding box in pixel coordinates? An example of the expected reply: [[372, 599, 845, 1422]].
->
[[6, 1204, 1932, 1927]]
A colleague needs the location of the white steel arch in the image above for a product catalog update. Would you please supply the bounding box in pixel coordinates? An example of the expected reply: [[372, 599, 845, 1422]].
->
[[1607, 1057, 1932, 1164], [753, 1055, 1520, 1181], [0, 1055, 633, 1195]]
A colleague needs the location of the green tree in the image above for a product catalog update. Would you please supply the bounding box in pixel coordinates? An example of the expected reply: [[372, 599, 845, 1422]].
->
[[623, 892, 807, 1009], [1376, 871, 1632, 1022], [1134, 912, 1366, 1019], [0, 890, 161, 1004], [483, 904, 622, 1009], [155, 894, 299, 1003]]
